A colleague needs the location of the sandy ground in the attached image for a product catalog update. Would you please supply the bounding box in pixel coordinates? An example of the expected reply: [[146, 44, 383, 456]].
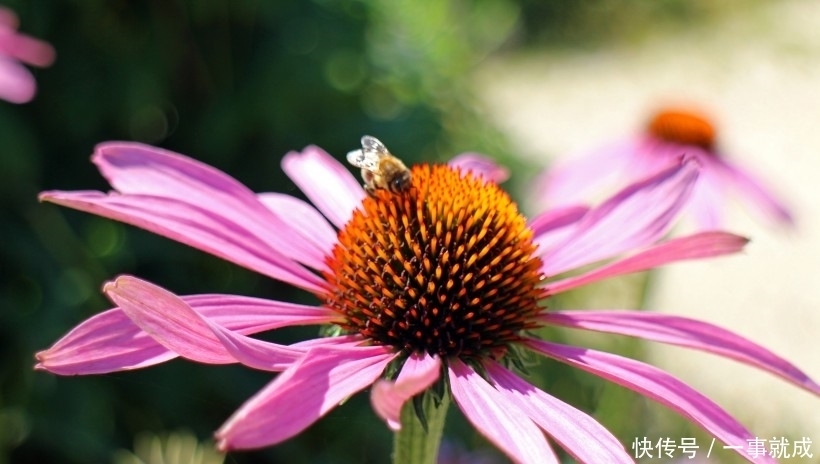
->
[[476, 0, 820, 459]]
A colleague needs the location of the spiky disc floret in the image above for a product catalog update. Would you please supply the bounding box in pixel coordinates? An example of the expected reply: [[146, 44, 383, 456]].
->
[[324, 164, 544, 360]]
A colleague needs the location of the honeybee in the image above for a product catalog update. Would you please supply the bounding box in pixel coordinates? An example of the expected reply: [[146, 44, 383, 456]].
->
[[346, 135, 412, 195]]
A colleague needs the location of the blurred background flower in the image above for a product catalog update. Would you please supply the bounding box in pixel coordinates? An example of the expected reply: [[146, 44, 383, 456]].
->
[[3, 0, 819, 463], [534, 105, 794, 230], [0, 5, 54, 103]]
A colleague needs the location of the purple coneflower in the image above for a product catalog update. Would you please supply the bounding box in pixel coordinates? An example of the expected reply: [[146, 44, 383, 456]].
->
[[36, 141, 818, 463], [536, 107, 794, 230], [0, 6, 54, 104]]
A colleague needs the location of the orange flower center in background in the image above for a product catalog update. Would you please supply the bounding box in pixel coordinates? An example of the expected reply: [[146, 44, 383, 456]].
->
[[647, 108, 717, 151], [324, 165, 544, 360]]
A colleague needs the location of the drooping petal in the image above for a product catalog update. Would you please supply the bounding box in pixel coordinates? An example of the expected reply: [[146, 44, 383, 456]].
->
[[40, 191, 327, 293], [529, 205, 590, 238], [539, 310, 820, 396], [529, 205, 590, 253], [215, 345, 394, 450], [485, 361, 632, 464], [103, 276, 304, 368], [543, 232, 748, 295], [537, 138, 643, 209], [35, 308, 176, 375], [257, 192, 337, 258], [448, 153, 510, 183], [685, 163, 727, 230], [539, 158, 699, 277], [371, 353, 441, 431], [281, 145, 366, 229], [526, 339, 775, 464], [448, 359, 558, 464], [90, 142, 330, 273], [35, 293, 336, 375], [716, 158, 795, 227]]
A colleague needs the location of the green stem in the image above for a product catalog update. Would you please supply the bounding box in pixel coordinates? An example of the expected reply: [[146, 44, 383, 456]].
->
[[392, 391, 450, 464]]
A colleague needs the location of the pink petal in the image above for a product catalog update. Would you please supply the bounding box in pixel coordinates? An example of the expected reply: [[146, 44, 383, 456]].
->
[[292, 334, 364, 349], [529, 205, 590, 253], [633, 137, 694, 174], [539, 158, 699, 277], [35, 293, 336, 375], [0, 29, 56, 67], [484, 361, 632, 464], [716, 158, 795, 227], [215, 345, 394, 450], [40, 191, 327, 293], [281, 145, 366, 229], [0, 7, 19, 28], [529, 205, 590, 237], [103, 275, 305, 368], [537, 138, 644, 209], [257, 192, 337, 259], [539, 310, 820, 396], [91, 142, 330, 273], [448, 153, 510, 183], [0, 57, 35, 103], [371, 353, 441, 431], [36, 307, 176, 375], [448, 359, 558, 464], [526, 339, 776, 464], [543, 232, 748, 294], [684, 164, 727, 230]]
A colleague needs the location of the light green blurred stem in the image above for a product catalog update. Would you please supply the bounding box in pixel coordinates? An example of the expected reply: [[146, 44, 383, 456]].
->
[[392, 392, 450, 464]]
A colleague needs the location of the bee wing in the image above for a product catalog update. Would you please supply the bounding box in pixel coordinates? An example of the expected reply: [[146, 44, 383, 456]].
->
[[346, 135, 389, 171], [360, 135, 388, 155]]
